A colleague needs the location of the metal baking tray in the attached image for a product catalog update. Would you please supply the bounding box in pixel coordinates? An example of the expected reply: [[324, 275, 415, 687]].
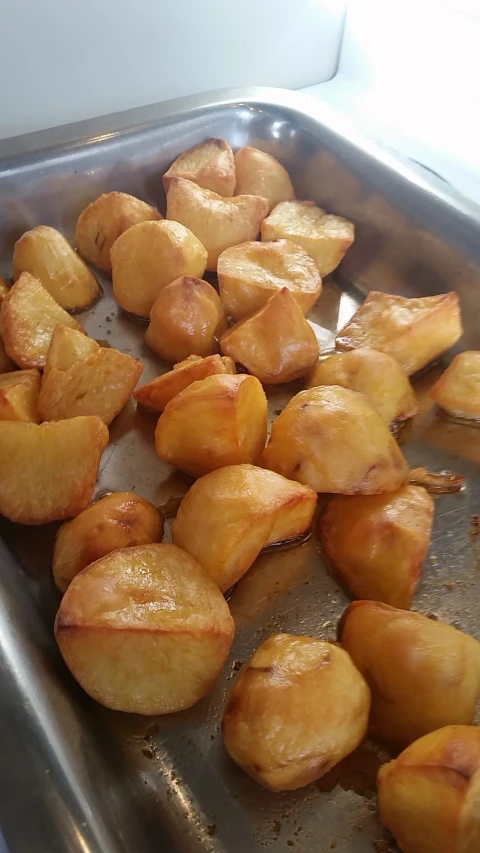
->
[[1, 87, 480, 853]]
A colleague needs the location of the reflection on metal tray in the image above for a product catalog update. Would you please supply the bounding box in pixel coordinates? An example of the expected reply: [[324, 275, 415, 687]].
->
[[1, 87, 480, 853]]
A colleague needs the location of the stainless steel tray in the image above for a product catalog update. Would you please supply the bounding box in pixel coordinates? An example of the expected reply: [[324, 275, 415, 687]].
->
[[1, 87, 480, 853]]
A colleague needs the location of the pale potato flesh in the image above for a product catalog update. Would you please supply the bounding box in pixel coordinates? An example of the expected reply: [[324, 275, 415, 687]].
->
[[222, 633, 370, 790], [55, 543, 235, 714], [430, 351, 480, 420], [172, 464, 317, 591], [163, 138, 235, 197], [0, 369, 40, 423], [234, 147, 295, 213], [134, 354, 236, 413]]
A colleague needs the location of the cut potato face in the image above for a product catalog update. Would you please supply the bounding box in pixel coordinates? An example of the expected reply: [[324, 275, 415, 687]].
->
[[0, 369, 40, 423], [55, 543, 235, 714], [262, 385, 409, 494], [0, 276, 9, 304], [134, 354, 236, 413], [336, 290, 463, 376], [163, 138, 235, 197], [222, 633, 370, 791], [53, 492, 163, 593], [145, 276, 227, 363], [76, 191, 163, 273], [166, 178, 268, 271], [0, 416, 108, 524], [220, 287, 319, 384], [155, 374, 268, 478], [320, 486, 434, 609], [172, 464, 317, 591], [430, 351, 480, 420], [340, 601, 480, 748], [234, 147, 295, 213], [308, 347, 418, 427], [0, 272, 84, 369], [261, 200, 355, 277], [111, 219, 207, 318]]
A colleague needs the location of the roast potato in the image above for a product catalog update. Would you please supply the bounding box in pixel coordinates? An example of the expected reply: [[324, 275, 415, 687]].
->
[[155, 374, 268, 478], [430, 350, 480, 420], [0, 416, 108, 524], [53, 491, 163, 592], [262, 386, 409, 494], [166, 177, 268, 271], [220, 287, 319, 384], [234, 147, 295, 212], [134, 354, 236, 413], [0, 369, 40, 423], [340, 600, 480, 748], [172, 464, 317, 591], [0, 276, 9, 304], [377, 725, 480, 853], [0, 333, 15, 374], [336, 290, 463, 376], [111, 219, 207, 318], [222, 633, 371, 791], [261, 200, 355, 276], [55, 543, 235, 714], [145, 276, 227, 363], [308, 347, 418, 428], [163, 138, 235, 197], [320, 486, 434, 608]]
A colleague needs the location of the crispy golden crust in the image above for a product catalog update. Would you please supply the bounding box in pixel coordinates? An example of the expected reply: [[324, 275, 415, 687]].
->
[[430, 351, 480, 420], [234, 147, 295, 212], [134, 354, 236, 413], [163, 139, 235, 197], [0, 369, 41, 423]]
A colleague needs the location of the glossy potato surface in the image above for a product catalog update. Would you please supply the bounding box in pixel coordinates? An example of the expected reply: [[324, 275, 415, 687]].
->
[[0, 369, 40, 423], [430, 350, 480, 420], [134, 354, 236, 413], [234, 147, 295, 212]]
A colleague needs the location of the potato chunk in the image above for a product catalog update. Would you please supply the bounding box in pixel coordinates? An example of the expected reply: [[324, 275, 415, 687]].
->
[[163, 138, 235, 197], [0, 272, 84, 369], [221, 288, 319, 384], [261, 200, 354, 277], [430, 351, 480, 420], [0, 276, 9, 304], [134, 354, 236, 413], [378, 726, 480, 853], [0, 333, 15, 373], [155, 374, 268, 478], [111, 220, 207, 318], [320, 486, 434, 608], [234, 147, 295, 212], [0, 369, 40, 423], [166, 178, 268, 271], [53, 492, 163, 592], [76, 191, 163, 273], [0, 416, 108, 524], [336, 291, 463, 376], [172, 464, 317, 591], [222, 633, 370, 791], [340, 601, 480, 748], [145, 276, 227, 363], [55, 543, 235, 714], [262, 386, 409, 494]]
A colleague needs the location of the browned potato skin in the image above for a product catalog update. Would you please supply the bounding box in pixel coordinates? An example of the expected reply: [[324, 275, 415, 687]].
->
[[234, 147, 295, 213], [134, 354, 236, 413], [0, 276, 9, 304], [340, 601, 480, 748], [155, 374, 268, 478], [163, 139, 236, 197], [262, 386, 409, 494], [76, 191, 163, 273], [145, 276, 227, 363], [53, 492, 163, 593], [55, 543, 235, 714], [220, 288, 319, 384], [377, 726, 480, 853], [222, 633, 371, 791], [0, 369, 40, 423], [430, 351, 480, 420], [320, 486, 434, 608], [172, 464, 317, 591]]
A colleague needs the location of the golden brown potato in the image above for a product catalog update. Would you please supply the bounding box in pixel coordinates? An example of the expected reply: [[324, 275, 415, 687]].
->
[[320, 486, 434, 608], [76, 191, 163, 274], [340, 601, 480, 748], [262, 386, 409, 494], [38, 326, 143, 424], [0, 416, 108, 524], [0, 333, 15, 374], [166, 177, 268, 271], [0, 272, 84, 370], [377, 726, 480, 853], [0, 369, 40, 423], [336, 291, 463, 376], [145, 276, 227, 363], [222, 633, 370, 791], [13, 225, 100, 311], [155, 374, 268, 478], [261, 200, 355, 277], [234, 147, 295, 212], [134, 354, 236, 413], [172, 464, 317, 591], [111, 219, 207, 318], [53, 492, 163, 592], [430, 351, 480, 420], [220, 287, 319, 384], [163, 138, 235, 197], [308, 347, 418, 427], [55, 543, 235, 714], [0, 276, 9, 304]]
